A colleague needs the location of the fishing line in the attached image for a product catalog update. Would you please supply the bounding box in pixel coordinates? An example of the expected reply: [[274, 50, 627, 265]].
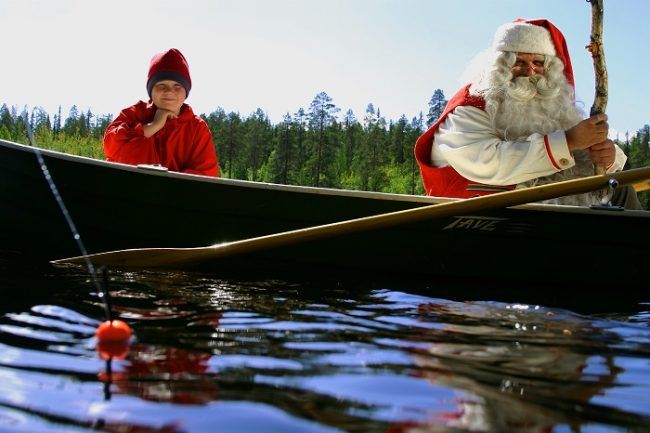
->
[[22, 117, 131, 412], [22, 115, 131, 342], [22, 115, 99, 287]]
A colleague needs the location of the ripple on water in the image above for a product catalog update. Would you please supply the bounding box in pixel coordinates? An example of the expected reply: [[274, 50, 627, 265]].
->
[[0, 268, 649, 433]]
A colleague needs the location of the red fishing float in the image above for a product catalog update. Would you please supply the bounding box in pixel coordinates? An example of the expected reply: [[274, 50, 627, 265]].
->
[[96, 320, 133, 360], [96, 319, 132, 342]]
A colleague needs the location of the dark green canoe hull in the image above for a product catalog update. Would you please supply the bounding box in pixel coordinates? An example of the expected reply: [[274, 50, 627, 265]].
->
[[1, 139, 648, 287]]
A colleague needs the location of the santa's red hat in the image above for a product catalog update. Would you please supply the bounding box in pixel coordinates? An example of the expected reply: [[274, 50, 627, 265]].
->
[[492, 19, 574, 88], [146, 48, 192, 98]]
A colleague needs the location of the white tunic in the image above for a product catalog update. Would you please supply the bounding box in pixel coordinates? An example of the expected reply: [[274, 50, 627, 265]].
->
[[431, 105, 627, 187]]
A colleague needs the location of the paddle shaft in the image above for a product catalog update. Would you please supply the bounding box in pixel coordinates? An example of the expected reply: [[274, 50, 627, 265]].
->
[[634, 180, 650, 193], [55, 166, 650, 268]]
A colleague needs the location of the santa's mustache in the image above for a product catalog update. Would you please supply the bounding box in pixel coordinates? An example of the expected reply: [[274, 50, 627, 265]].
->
[[504, 75, 561, 102]]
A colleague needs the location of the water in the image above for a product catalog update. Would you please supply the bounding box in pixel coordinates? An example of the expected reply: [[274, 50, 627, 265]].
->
[[0, 261, 649, 433]]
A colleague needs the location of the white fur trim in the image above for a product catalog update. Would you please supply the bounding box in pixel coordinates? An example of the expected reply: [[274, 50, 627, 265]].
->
[[492, 22, 556, 56]]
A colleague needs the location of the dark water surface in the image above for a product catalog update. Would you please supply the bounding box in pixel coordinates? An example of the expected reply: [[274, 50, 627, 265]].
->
[[0, 260, 649, 433]]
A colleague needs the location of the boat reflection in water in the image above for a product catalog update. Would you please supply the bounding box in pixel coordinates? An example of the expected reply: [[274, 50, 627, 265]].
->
[[0, 265, 649, 432], [386, 300, 626, 432]]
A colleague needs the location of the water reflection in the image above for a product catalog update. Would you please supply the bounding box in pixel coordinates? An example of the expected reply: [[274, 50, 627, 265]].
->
[[100, 345, 216, 404], [0, 266, 648, 433], [401, 300, 619, 432]]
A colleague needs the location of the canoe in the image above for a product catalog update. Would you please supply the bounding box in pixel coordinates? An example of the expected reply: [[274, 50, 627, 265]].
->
[[1, 138, 648, 287]]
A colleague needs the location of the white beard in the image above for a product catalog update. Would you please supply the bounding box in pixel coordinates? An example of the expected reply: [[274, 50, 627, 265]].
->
[[484, 76, 603, 206]]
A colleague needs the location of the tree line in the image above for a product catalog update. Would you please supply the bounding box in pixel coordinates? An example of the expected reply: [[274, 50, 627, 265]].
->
[[1, 90, 648, 207], [0, 91, 447, 195]]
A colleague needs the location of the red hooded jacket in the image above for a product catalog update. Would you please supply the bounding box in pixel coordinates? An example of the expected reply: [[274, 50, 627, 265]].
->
[[104, 101, 219, 177]]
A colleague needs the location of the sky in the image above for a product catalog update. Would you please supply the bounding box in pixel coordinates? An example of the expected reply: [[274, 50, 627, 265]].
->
[[2, 0, 649, 137]]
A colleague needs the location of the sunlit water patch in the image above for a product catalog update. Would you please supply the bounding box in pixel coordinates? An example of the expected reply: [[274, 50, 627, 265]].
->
[[0, 265, 649, 432]]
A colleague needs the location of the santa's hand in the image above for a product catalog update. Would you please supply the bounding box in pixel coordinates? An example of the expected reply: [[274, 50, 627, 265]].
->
[[565, 113, 609, 152], [588, 139, 616, 169]]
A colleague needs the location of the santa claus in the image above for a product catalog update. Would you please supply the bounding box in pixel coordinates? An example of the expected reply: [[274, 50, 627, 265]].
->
[[415, 19, 638, 207]]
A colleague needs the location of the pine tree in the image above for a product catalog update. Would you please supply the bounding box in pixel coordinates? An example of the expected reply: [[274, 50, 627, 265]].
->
[[306, 92, 340, 187], [0, 104, 15, 142], [293, 108, 308, 185], [204, 108, 243, 179], [203, 107, 227, 174], [391, 114, 408, 164], [0, 124, 11, 140], [86, 108, 94, 130], [15, 106, 30, 143], [362, 103, 376, 129], [53, 105, 62, 138], [64, 105, 80, 135], [353, 103, 389, 191], [263, 113, 296, 185], [243, 108, 272, 181], [77, 111, 89, 136], [277, 113, 294, 184], [341, 109, 361, 173], [94, 114, 113, 139], [426, 89, 447, 127], [409, 112, 425, 194], [31, 107, 51, 134]]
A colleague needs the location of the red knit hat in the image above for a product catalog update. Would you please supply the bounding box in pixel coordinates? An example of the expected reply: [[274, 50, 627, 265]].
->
[[492, 19, 575, 89], [146, 48, 192, 98]]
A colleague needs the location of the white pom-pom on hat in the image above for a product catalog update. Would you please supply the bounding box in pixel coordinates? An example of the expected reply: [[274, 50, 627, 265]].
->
[[492, 21, 556, 56]]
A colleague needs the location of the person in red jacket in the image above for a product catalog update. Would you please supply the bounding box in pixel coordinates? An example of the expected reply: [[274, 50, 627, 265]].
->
[[104, 48, 219, 177], [415, 19, 639, 208]]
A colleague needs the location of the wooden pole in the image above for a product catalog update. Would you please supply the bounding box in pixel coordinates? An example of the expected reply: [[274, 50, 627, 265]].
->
[[587, 0, 608, 176]]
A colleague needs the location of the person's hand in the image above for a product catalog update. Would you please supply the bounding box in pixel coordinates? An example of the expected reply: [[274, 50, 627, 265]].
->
[[565, 113, 609, 152], [144, 109, 177, 138], [588, 139, 616, 169], [152, 108, 177, 124]]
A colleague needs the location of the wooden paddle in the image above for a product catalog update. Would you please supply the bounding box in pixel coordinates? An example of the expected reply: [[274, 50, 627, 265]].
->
[[53, 166, 650, 269], [634, 180, 650, 193]]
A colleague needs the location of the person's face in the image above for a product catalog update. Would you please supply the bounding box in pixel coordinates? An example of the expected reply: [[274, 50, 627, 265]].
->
[[511, 53, 545, 78], [151, 80, 186, 114]]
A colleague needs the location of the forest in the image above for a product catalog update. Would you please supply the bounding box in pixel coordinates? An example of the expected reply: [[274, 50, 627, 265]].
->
[[1, 88, 648, 208]]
